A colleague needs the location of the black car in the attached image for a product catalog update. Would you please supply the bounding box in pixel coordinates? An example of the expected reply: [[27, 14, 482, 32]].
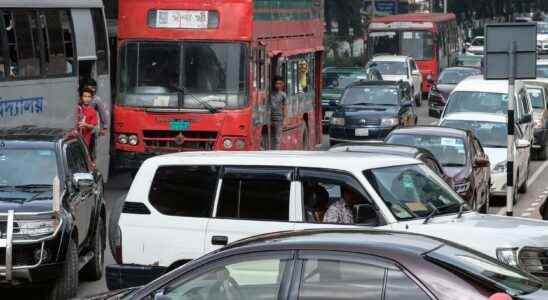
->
[[328, 80, 417, 144], [91, 229, 548, 300], [329, 142, 453, 186], [428, 67, 481, 118], [0, 127, 106, 300]]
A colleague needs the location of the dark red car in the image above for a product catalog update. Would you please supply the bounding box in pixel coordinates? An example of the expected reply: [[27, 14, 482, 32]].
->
[[385, 126, 491, 212]]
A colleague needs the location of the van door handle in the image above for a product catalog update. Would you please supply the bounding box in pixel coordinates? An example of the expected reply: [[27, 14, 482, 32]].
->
[[212, 235, 228, 246]]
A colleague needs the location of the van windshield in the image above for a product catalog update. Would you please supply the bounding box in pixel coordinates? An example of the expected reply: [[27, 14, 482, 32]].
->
[[445, 91, 508, 115]]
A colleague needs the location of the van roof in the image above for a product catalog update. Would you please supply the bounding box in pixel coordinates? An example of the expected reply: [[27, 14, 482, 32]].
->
[[142, 151, 420, 172], [453, 75, 523, 94]]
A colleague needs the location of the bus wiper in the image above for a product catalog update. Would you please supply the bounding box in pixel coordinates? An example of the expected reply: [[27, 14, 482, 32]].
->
[[173, 87, 219, 113], [423, 203, 440, 224]]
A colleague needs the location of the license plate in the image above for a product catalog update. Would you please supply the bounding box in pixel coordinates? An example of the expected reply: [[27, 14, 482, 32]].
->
[[355, 128, 369, 136], [170, 120, 190, 131], [325, 111, 334, 118]]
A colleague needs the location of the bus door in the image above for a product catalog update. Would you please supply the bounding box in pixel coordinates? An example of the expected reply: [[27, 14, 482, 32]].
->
[[71, 8, 111, 180], [253, 46, 269, 149]]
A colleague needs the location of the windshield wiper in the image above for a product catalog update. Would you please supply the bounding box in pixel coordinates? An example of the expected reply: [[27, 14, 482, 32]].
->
[[348, 102, 375, 106], [443, 163, 465, 167], [173, 86, 219, 113], [13, 184, 52, 189], [423, 203, 440, 224], [456, 202, 468, 219]]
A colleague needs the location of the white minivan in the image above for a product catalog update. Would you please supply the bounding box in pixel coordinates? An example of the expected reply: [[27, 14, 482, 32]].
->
[[107, 151, 548, 290]]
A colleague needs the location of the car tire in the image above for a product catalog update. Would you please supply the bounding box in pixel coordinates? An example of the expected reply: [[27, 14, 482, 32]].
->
[[49, 236, 78, 300], [82, 215, 105, 281], [519, 169, 528, 194], [478, 184, 490, 214], [538, 145, 547, 161], [414, 93, 421, 107]]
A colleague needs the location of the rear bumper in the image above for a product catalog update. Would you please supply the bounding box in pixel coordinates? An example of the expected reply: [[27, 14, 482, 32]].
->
[[106, 264, 167, 290]]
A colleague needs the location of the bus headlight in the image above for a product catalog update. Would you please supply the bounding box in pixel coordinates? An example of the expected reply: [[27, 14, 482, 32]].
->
[[118, 134, 128, 144], [223, 138, 233, 149], [128, 135, 139, 146], [235, 138, 246, 149]]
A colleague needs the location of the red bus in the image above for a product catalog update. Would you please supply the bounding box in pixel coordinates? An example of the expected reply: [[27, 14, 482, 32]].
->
[[114, 0, 324, 171], [367, 13, 459, 94]]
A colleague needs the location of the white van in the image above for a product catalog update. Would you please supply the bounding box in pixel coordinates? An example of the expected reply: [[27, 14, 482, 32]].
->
[[107, 151, 548, 290]]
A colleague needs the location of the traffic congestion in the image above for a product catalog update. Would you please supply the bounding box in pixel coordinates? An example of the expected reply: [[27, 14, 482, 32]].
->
[[1, 0, 548, 300]]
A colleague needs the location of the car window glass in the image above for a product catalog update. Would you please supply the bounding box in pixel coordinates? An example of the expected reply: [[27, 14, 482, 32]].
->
[[148, 166, 218, 217], [217, 177, 290, 221], [445, 91, 508, 115], [66, 142, 88, 174], [527, 87, 545, 109], [422, 157, 443, 176], [519, 90, 531, 116], [163, 256, 290, 300], [298, 258, 385, 300], [386, 134, 466, 167], [385, 270, 431, 300], [13, 10, 41, 78]]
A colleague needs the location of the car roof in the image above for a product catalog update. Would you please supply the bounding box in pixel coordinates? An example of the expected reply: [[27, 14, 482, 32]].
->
[[223, 228, 444, 257], [0, 126, 72, 143], [323, 67, 365, 73], [330, 142, 423, 157], [143, 151, 420, 172], [348, 80, 405, 88], [453, 75, 519, 93], [371, 55, 409, 62], [441, 67, 480, 73], [441, 112, 507, 123], [524, 79, 548, 89], [388, 126, 469, 139]]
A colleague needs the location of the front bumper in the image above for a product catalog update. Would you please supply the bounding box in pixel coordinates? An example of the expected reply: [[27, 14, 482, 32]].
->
[[106, 264, 167, 290], [490, 172, 506, 196], [113, 151, 161, 171], [329, 126, 395, 144], [533, 128, 547, 149], [428, 102, 443, 118]]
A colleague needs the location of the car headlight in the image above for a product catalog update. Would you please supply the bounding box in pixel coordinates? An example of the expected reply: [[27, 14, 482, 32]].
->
[[496, 247, 519, 266], [330, 117, 345, 126], [381, 117, 399, 127], [454, 181, 471, 194], [534, 118, 543, 128], [519, 247, 544, 272], [118, 134, 128, 144], [493, 161, 507, 174], [15, 218, 60, 239], [128, 134, 139, 146]]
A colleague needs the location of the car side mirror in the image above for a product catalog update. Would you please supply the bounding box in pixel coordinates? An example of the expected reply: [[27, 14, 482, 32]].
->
[[520, 114, 532, 124], [465, 42, 471, 48], [353, 204, 379, 226], [426, 74, 434, 85], [329, 100, 338, 107], [473, 158, 490, 168], [412, 70, 420, 76], [516, 139, 531, 149], [73, 173, 94, 192]]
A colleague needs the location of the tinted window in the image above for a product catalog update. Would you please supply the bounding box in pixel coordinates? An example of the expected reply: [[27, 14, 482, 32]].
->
[[217, 178, 290, 221], [66, 142, 88, 174], [527, 87, 545, 109], [385, 270, 431, 300], [91, 9, 108, 75], [437, 69, 479, 85], [367, 61, 407, 76], [441, 120, 507, 148], [298, 258, 385, 300], [14, 10, 41, 78], [148, 166, 218, 217]]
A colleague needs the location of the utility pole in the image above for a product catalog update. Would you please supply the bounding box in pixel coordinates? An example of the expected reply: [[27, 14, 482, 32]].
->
[[444, 0, 447, 14]]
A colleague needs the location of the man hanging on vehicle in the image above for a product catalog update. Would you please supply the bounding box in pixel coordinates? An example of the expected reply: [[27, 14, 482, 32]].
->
[[270, 76, 287, 150]]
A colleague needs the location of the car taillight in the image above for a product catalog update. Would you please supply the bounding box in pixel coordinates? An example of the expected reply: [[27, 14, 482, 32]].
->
[[113, 225, 123, 264]]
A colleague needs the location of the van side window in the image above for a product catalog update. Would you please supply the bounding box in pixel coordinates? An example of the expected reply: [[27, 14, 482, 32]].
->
[[217, 168, 291, 221], [148, 166, 218, 217]]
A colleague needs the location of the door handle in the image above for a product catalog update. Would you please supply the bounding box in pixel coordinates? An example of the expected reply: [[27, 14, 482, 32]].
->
[[211, 235, 228, 246]]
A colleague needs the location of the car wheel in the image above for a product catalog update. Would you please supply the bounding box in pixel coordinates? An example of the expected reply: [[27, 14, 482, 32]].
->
[[539, 145, 547, 161], [82, 214, 105, 281], [479, 184, 489, 214], [49, 236, 78, 300], [518, 169, 528, 194], [414, 93, 421, 107]]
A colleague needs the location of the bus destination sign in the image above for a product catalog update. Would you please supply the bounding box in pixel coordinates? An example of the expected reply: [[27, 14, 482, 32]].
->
[[154, 10, 208, 29]]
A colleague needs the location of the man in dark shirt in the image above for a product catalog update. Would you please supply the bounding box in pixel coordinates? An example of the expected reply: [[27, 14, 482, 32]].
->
[[270, 76, 287, 150]]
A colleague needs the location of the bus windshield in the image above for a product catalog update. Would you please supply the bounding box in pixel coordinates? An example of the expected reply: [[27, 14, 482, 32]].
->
[[369, 31, 434, 60], [118, 41, 248, 109]]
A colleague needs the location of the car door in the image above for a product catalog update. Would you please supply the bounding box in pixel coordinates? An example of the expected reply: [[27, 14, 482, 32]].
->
[[400, 90, 415, 125], [205, 167, 296, 253], [516, 88, 533, 182], [410, 59, 422, 97], [64, 140, 96, 245], [471, 137, 489, 206]]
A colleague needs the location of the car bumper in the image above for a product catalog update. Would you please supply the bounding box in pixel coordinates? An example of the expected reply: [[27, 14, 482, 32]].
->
[[533, 128, 547, 149], [428, 104, 443, 118], [106, 264, 167, 290], [490, 172, 506, 196], [329, 126, 395, 144], [113, 151, 160, 171], [0, 263, 63, 286]]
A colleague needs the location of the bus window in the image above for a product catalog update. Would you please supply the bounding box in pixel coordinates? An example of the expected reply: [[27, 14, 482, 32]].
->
[[369, 31, 434, 60], [41, 10, 70, 76], [14, 10, 41, 78], [60, 10, 74, 73], [91, 9, 108, 75]]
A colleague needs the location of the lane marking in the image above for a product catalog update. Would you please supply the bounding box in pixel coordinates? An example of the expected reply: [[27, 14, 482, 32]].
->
[[527, 159, 548, 188]]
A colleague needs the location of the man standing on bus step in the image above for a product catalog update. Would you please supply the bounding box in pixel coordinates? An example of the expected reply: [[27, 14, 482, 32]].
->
[[84, 79, 110, 137], [270, 76, 287, 150]]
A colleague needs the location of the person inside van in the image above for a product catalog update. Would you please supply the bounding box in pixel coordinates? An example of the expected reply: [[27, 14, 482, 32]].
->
[[304, 184, 329, 223]]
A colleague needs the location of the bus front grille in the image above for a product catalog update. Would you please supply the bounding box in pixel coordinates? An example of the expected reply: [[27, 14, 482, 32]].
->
[[143, 131, 218, 152]]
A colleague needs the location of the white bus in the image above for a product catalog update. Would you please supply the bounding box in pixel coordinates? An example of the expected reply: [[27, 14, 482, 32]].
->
[[0, 0, 111, 180]]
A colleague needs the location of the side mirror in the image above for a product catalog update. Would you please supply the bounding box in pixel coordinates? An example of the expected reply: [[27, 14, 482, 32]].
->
[[520, 114, 532, 124], [516, 139, 531, 149], [426, 74, 434, 84], [73, 173, 94, 191], [412, 70, 421, 76], [473, 158, 490, 168], [465, 42, 471, 48], [353, 204, 379, 226], [329, 100, 338, 107]]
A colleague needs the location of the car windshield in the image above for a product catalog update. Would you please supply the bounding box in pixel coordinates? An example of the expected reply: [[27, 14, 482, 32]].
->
[[369, 31, 434, 60], [118, 41, 247, 109], [342, 86, 400, 106], [441, 120, 507, 148], [426, 245, 542, 296], [538, 23, 548, 34], [537, 65, 548, 78], [367, 61, 407, 76], [455, 56, 482, 68], [0, 149, 57, 187], [438, 69, 480, 85], [445, 91, 508, 115], [527, 87, 545, 109], [322, 70, 365, 89], [364, 164, 465, 221], [471, 37, 484, 46], [386, 134, 467, 166]]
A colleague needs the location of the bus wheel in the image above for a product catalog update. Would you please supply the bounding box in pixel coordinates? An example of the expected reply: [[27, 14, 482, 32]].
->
[[302, 124, 310, 150]]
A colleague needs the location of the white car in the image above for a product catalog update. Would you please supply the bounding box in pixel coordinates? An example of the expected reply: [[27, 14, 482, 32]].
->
[[367, 55, 423, 106], [107, 151, 548, 289], [538, 59, 548, 78], [440, 112, 531, 197], [537, 22, 548, 54], [466, 36, 484, 56]]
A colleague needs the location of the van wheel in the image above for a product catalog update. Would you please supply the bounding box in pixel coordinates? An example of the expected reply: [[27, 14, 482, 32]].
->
[[49, 237, 78, 300], [538, 145, 547, 161], [82, 215, 105, 281]]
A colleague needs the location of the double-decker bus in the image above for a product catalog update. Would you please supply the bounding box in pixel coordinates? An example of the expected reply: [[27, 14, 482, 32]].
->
[[367, 13, 459, 95], [0, 0, 112, 179], [114, 0, 324, 172]]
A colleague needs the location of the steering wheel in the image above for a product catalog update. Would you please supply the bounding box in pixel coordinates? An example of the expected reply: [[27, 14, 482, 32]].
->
[[207, 275, 245, 300]]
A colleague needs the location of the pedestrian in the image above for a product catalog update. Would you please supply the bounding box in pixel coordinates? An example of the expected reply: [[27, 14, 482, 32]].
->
[[270, 76, 287, 150], [83, 79, 110, 137], [78, 87, 98, 158]]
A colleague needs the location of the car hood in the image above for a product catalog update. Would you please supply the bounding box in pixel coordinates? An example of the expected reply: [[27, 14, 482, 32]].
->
[[393, 212, 548, 258], [380, 75, 408, 82], [0, 190, 53, 213], [518, 288, 548, 300], [435, 84, 456, 100], [484, 147, 506, 169], [341, 106, 398, 118], [321, 88, 342, 100]]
